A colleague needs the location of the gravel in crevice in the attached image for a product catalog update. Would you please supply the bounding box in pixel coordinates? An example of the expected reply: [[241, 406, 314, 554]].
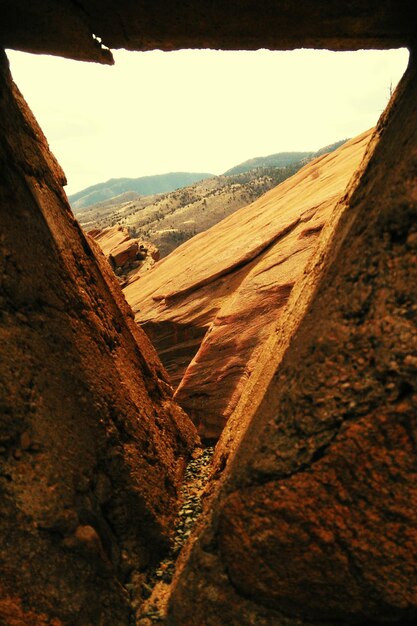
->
[[132, 446, 215, 624]]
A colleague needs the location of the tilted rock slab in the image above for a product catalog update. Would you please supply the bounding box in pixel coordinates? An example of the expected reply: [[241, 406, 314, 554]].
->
[[125, 129, 372, 439], [0, 52, 197, 625], [89, 224, 132, 256], [1, 1, 415, 63], [89, 224, 159, 280], [166, 49, 417, 626]]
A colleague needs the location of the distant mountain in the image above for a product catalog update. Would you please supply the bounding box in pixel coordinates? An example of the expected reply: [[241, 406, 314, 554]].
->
[[75, 137, 351, 257], [69, 172, 214, 210], [311, 138, 349, 158], [75, 170, 276, 257], [223, 152, 313, 176], [223, 139, 348, 176]]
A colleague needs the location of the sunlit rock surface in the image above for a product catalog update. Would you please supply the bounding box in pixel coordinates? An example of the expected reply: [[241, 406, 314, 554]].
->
[[125, 130, 372, 439], [1, 3, 416, 624], [89, 224, 159, 284], [166, 52, 417, 626]]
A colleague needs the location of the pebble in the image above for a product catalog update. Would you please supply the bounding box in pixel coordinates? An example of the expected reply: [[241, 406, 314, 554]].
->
[[404, 354, 417, 369], [134, 446, 215, 623]]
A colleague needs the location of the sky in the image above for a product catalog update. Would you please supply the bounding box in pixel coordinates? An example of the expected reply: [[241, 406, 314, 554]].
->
[[7, 47, 409, 196]]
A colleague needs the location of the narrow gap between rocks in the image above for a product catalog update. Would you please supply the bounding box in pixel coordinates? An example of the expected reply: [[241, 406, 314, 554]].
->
[[129, 445, 215, 625]]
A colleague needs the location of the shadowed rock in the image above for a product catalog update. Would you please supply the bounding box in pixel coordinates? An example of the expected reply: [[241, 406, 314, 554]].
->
[[166, 49, 417, 626], [0, 2, 416, 625], [1, 1, 416, 61], [0, 52, 197, 625]]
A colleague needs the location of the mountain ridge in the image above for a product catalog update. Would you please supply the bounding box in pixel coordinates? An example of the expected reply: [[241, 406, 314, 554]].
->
[[75, 167, 301, 257], [75, 138, 350, 257], [70, 140, 349, 211], [223, 139, 348, 176], [69, 171, 214, 210], [223, 151, 312, 176]]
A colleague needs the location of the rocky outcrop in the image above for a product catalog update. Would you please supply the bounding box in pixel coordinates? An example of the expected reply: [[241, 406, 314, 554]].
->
[[89, 225, 159, 285], [166, 49, 417, 626], [125, 130, 372, 439], [0, 52, 197, 625], [1, 1, 415, 62], [2, 4, 417, 626]]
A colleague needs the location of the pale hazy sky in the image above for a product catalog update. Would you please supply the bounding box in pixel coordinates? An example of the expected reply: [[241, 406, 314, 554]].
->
[[7, 48, 409, 195]]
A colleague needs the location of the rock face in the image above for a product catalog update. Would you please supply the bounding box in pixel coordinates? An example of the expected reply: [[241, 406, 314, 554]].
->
[[1, 4, 417, 626], [0, 52, 197, 625], [89, 225, 159, 285], [125, 130, 372, 439], [1, 1, 415, 62], [166, 50, 417, 626]]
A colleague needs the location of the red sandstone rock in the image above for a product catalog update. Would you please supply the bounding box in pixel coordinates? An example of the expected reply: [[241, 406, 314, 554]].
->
[[110, 238, 139, 268], [90, 224, 130, 255], [90, 225, 160, 281], [0, 4, 416, 626], [0, 5, 415, 626], [218, 409, 417, 621], [125, 130, 372, 439], [1, 1, 415, 63], [166, 50, 417, 626], [0, 588, 64, 626], [0, 52, 198, 625]]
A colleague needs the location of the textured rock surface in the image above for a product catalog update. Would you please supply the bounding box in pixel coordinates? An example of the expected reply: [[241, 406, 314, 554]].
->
[[125, 130, 371, 439], [1, 1, 416, 62], [0, 52, 197, 625], [89, 225, 159, 285], [1, 2, 416, 624], [166, 51, 417, 626], [90, 224, 131, 257]]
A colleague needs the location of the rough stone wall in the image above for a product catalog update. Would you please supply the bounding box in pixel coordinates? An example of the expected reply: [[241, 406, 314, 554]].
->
[[1, 1, 416, 61], [166, 49, 417, 626], [1, 3, 416, 625], [0, 51, 197, 625]]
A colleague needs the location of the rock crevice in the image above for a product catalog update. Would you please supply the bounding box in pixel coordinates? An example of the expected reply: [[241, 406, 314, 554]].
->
[[0, 51, 198, 625], [165, 49, 417, 626]]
